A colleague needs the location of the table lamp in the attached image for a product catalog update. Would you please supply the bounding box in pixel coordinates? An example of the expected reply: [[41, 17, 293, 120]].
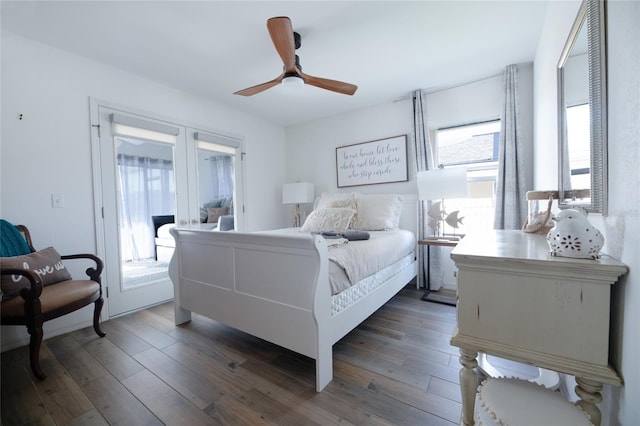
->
[[282, 182, 315, 227]]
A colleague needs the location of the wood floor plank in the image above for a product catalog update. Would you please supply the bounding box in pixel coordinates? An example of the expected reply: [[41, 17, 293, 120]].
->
[[0, 347, 55, 426], [117, 313, 177, 349], [100, 319, 153, 356], [64, 409, 109, 426], [165, 341, 350, 426], [133, 347, 226, 409], [166, 319, 249, 366], [161, 341, 253, 396], [202, 394, 273, 426], [427, 376, 463, 403], [82, 373, 163, 426], [79, 333, 146, 381], [368, 374, 462, 424], [122, 370, 219, 425], [30, 345, 96, 425], [334, 340, 431, 389], [46, 334, 111, 387], [333, 357, 376, 388]]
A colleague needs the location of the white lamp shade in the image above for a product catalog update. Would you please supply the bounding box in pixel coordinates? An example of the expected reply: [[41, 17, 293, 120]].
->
[[282, 182, 315, 204], [417, 168, 468, 200]]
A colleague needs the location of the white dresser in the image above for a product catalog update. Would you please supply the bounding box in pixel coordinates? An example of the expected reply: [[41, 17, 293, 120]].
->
[[450, 230, 627, 426]]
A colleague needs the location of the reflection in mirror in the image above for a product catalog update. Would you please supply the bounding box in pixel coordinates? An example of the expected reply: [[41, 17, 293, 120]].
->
[[195, 133, 238, 231], [557, 0, 607, 214]]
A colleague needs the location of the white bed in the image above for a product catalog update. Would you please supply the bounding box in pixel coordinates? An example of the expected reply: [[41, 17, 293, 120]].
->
[[168, 193, 417, 391]]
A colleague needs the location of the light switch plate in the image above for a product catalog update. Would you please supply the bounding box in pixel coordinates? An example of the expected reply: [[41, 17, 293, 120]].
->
[[52, 193, 64, 208]]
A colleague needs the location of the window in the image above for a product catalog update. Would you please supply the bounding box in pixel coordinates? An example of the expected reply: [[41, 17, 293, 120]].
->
[[434, 120, 501, 234]]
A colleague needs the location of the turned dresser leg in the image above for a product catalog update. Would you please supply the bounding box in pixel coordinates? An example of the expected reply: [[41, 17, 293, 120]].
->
[[459, 348, 479, 426], [575, 376, 603, 426]]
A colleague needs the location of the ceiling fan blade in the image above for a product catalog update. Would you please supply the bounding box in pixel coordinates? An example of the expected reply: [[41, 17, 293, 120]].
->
[[233, 73, 284, 96], [267, 17, 297, 72], [300, 72, 358, 96]]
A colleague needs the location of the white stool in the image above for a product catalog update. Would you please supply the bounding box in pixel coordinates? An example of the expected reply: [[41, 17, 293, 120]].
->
[[475, 377, 593, 425]]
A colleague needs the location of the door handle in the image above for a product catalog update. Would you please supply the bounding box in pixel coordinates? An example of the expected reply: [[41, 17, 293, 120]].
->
[[179, 219, 188, 225], [191, 219, 199, 224]]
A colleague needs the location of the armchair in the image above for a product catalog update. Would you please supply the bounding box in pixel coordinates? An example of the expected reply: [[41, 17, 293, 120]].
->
[[0, 220, 105, 380]]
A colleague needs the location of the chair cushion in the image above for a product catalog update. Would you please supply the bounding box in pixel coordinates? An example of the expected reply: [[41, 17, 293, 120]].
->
[[0, 220, 32, 257], [1, 247, 72, 301], [1, 280, 100, 320]]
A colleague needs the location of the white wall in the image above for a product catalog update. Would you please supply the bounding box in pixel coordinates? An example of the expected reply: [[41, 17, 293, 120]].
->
[[534, 1, 640, 424], [1, 33, 287, 349], [600, 1, 640, 423], [533, 0, 583, 190]]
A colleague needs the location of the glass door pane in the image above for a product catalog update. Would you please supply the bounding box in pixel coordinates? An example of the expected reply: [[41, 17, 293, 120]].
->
[[197, 145, 235, 230], [116, 137, 175, 289]]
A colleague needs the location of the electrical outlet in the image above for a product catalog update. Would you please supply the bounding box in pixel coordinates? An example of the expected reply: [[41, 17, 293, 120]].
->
[[52, 193, 64, 208]]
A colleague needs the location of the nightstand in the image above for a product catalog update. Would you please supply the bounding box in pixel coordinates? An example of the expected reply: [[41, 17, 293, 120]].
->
[[418, 237, 460, 305]]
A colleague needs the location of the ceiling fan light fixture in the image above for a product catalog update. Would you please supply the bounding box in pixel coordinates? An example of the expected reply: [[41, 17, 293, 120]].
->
[[282, 74, 304, 89]]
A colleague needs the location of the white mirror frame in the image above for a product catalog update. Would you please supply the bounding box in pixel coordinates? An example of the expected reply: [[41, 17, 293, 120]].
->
[[557, 0, 608, 215]]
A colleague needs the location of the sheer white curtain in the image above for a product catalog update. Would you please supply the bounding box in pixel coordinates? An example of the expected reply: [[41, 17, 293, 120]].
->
[[117, 154, 175, 261], [208, 155, 234, 200], [494, 64, 527, 229]]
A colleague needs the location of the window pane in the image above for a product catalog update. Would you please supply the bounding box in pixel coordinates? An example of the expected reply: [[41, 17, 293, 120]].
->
[[434, 120, 501, 235], [437, 121, 500, 167]]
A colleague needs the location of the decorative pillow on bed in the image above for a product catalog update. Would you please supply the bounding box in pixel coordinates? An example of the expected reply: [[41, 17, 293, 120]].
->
[[0, 247, 72, 301], [207, 206, 229, 223], [354, 193, 403, 230], [314, 192, 356, 210], [330, 198, 362, 230], [301, 208, 356, 233]]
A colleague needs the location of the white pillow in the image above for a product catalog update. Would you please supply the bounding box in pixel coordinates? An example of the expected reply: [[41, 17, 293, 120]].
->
[[355, 194, 403, 230], [301, 208, 356, 233], [314, 192, 356, 210]]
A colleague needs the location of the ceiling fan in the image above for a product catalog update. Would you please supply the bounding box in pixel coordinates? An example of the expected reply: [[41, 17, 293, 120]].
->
[[234, 17, 358, 97]]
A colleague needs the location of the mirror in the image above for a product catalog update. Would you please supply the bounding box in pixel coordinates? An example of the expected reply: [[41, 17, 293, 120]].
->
[[557, 0, 607, 214]]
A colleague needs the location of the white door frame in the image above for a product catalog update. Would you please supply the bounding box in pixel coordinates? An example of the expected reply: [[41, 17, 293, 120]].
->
[[89, 97, 245, 319]]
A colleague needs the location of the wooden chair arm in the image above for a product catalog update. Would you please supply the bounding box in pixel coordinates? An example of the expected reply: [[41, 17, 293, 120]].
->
[[60, 254, 104, 283], [0, 268, 44, 300]]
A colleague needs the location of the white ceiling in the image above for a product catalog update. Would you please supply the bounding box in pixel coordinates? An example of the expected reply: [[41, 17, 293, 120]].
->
[[2, 1, 549, 127]]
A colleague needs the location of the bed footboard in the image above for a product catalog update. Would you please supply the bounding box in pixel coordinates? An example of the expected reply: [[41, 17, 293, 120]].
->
[[169, 228, 332, 390]]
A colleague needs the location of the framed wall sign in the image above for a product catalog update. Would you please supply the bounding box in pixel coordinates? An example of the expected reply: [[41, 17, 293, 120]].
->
[[336, 135, 408, 188]]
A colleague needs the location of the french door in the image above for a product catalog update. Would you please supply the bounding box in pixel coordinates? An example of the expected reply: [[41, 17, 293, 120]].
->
[[95, 106, 187, 316], [92, 101, 244, 318]]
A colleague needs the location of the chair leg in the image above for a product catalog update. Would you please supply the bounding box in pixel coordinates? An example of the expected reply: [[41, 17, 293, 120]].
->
[[27, 324, 46, 380], [24, 298, 47, 380], [93, 297, 106, 337]]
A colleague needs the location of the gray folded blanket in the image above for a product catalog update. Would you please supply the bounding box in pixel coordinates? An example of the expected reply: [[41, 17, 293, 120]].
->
[[320, 230, 370, 241]]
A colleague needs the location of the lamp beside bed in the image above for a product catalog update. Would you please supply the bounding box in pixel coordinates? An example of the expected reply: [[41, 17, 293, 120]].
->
[[282, 182, 315, 227]]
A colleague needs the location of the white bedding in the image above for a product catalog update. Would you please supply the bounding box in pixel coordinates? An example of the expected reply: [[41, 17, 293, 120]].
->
[[259, 228, 416, 295]]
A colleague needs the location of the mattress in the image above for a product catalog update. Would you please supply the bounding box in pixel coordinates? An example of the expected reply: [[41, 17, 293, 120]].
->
[[330, 253, 415, 316], [327, 229, 416, 294]]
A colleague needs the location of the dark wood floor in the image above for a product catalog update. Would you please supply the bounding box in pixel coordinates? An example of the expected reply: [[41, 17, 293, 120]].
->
[[1, 285, 534, 425]]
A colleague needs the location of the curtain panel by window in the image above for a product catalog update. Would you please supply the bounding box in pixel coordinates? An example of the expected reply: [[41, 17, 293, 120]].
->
[[412, 89, 444, 290], [494, 64, 527, 229]]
